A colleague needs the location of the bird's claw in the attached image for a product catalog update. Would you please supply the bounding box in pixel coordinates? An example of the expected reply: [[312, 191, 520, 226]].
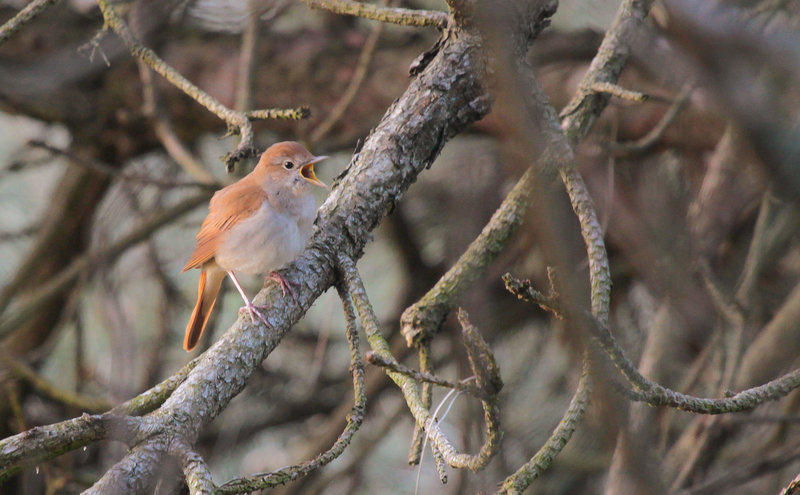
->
[[240, 301, 270, 327], [267, 271, 299, 307]]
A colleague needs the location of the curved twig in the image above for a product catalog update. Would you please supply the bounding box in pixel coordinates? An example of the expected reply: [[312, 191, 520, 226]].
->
[[496, 357, 592, 495]]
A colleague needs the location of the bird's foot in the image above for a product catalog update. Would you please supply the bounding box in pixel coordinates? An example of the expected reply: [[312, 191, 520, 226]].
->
[[240, 301, 271, 327], [267, 271, 299, 306]]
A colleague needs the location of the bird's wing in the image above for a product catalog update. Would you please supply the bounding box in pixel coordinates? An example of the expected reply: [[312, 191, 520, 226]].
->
[[182, 182, 268, 272]]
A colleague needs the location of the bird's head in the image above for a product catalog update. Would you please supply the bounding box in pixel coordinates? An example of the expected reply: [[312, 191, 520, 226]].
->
[[255, 141, 328, 193]]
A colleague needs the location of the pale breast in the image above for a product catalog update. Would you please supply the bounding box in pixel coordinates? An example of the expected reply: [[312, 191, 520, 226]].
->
[[214, 194, 316, 274]]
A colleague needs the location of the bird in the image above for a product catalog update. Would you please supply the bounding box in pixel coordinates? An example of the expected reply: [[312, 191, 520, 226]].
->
[[181, 141, 328, 351]]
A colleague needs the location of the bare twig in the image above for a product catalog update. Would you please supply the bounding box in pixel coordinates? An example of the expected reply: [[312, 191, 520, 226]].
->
[[0, 0, 60, 47], [29, 140, 215, 188], [400, 167, 535, 346], [779, 472, 800, 495], [302, 0, 448, 28], [309, 1, 388, 143], [365, 351, 482, 396], [591, 81, 648, 102], [408, 341, 432, 465], [496, 357, 592, 495], [609, 83, 693, 155], [138, 61, 217, 185]]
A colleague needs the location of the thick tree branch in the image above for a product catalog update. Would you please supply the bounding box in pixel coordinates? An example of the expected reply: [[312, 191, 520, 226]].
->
[[0, 357, 200, 480], [0, 413, 141, 482]]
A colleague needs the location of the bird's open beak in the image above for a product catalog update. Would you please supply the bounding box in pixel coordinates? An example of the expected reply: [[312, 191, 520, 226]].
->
[[300, 156, 328, 188]]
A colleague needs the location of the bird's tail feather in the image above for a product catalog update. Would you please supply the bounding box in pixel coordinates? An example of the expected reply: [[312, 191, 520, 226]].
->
[[184, 267, 225, 351]]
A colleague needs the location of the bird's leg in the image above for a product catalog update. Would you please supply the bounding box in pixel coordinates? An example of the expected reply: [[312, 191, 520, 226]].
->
[[267, 271, 299, 306], [227, 271, 270, 327]]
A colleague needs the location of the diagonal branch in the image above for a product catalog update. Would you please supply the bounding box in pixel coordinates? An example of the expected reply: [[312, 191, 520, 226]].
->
[[0, 0, 59, 47]]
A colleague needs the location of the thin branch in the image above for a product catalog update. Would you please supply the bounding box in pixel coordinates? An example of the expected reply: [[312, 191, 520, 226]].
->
[[496, 357, 592, 495], [339, 255, 501, 472], [400, 167, 535, 346], [29, 141, 216, 188], [778, 472, 800, 495], [507, 271, 800, 414], [0, 0, 60, 47], [302, 0, 449, 28], [244, 108, 310, 120], [365, 351, 482, 397], [590, 81, 648, 102], [560, 0, 657, 144], [590, 305, 800, 414], [502, 273, 564, 318], [0, 193, 211, 340], [309, 1, 387, 143], [408, 341, 433, 466], [609, 83, 693, 155], [138, 61, 218, 185], [215, 285, 366, 494], [95, 0, 309, 170], [3, 357, 111, 413]]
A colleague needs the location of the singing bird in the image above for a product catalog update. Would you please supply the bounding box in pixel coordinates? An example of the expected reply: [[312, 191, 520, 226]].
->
[[181, 142, 328, 351]]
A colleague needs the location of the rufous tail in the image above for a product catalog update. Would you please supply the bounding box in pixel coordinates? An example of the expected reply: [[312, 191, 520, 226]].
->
[[184, 266, 225, 351]]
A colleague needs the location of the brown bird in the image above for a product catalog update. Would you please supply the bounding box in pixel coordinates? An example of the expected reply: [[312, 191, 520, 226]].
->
[[181, 142, 328, 351]]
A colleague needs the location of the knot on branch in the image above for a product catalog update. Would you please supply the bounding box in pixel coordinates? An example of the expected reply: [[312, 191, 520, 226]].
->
[[400, 304, 448, 348]]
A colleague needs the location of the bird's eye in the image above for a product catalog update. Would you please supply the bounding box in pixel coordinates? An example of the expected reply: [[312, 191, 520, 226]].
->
[[283, 160, 295, 170]]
